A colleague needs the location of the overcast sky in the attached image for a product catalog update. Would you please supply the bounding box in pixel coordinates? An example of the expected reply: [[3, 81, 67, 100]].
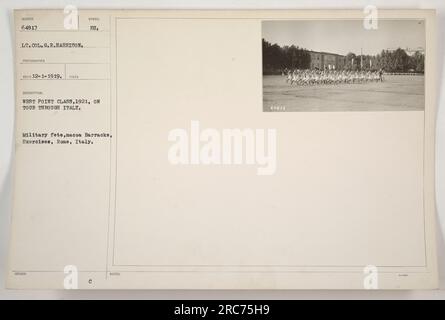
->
[[262, 20, 425, 56]]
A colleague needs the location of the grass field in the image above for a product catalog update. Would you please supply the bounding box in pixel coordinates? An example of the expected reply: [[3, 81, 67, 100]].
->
[[263, 74, 425, 112]]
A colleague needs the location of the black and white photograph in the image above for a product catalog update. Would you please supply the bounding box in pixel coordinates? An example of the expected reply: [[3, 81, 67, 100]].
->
[[262, 20, 426, 112], [1, 4, 444, 302]]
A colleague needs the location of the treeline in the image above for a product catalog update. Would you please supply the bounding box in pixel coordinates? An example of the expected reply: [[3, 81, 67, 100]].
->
[[263, 39, 425, 74], [262, 39, 311, 74], [344, 49, 424, 73]]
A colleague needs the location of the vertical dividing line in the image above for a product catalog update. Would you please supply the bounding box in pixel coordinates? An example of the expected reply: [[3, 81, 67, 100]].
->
[[105, 15, 112, 280], [112, 17, 119, 269]]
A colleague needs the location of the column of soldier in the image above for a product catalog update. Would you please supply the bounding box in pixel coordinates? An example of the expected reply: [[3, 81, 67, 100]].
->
[[282, 68, 384, 86]]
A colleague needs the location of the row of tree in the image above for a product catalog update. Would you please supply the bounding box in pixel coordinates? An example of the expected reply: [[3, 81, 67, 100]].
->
[[262, 39, 311, 74], [344, 49, 424, 73], [262, 39, 425, 74]]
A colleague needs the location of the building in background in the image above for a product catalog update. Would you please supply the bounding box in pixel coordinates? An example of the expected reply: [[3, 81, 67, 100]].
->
[[309, 51, 346, 70]]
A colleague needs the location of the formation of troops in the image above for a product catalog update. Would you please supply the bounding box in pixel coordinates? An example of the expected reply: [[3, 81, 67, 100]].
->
[[282, 68, 384, 86]]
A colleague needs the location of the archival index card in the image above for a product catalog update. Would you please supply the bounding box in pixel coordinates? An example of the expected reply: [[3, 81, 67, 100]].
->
[[8, 9, 438, 289]]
